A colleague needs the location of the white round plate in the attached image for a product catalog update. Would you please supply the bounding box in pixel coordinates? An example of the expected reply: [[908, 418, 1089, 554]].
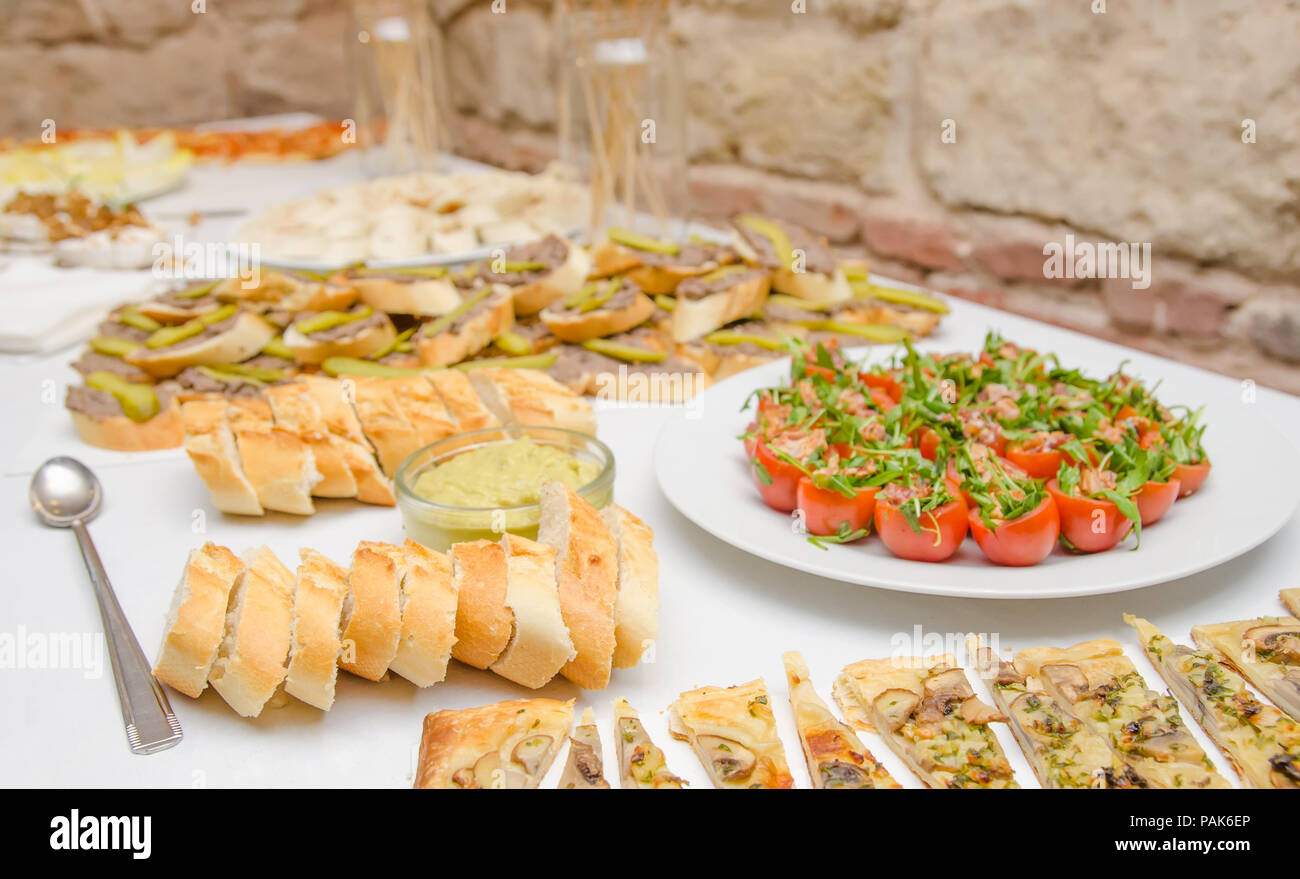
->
[[654, 354, 1299, 599]]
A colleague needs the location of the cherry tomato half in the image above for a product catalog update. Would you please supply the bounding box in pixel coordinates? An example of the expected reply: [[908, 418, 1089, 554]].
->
[[796, 477, 877, 537], [874, 493, 969, 562], [1134, 478, 1181, 526], [946, 455, 1029, 508], [1172, 460, 1211, 498], [1046, 478, 1133, 553], [751, 440, 803, 512], [1005, 444, 1065, 480], [967, 496, 1060, 566]]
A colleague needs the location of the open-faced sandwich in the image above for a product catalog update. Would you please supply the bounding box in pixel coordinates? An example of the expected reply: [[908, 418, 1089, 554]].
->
[[539, 277, 655, 344], [669, 263, 771, 342], [335, 265, 460, 316], [122, 304, 277, 378], [547, 327, 710, 402], [281, 305, 397, 364], [66, 372, 183, 451], [590, 227, 737, 294], [732, 214, 852, 304], [676, 319, 794, 380], [216, 269, 358, 314], [472, 233, 591, 315], [1126, 615, 1299, 789], [416, 283, 515, 367]]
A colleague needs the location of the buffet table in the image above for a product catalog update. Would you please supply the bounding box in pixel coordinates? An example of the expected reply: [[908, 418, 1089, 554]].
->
[[2, 155, 1297, 789]]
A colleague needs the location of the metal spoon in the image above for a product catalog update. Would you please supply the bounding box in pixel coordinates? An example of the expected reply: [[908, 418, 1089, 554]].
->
[[30, 456, 182, 755]]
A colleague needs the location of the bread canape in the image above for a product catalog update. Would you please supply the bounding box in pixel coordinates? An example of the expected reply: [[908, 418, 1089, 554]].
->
[[732, 214, 851, 304], [590, 227, 737, 293], [676, 318, 797, 380], [124, 305, 277, 378], [473, 233, 591, 315], [547, 327, 710, 402], [282, 305, 398, 364], [415, 283, 515, 367], [216, 270, 358, 313], [66, 372, 183, 451], [338, 265, 461, 316], [539, 277, 655, 343], [670, 264, 771, 341]]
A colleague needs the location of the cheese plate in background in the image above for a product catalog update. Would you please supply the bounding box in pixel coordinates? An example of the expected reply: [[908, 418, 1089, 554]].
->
[[654, 342, 1300, 599]]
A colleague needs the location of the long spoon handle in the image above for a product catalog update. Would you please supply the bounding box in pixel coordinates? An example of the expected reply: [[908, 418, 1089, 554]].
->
[[72, 519, 183, 755]]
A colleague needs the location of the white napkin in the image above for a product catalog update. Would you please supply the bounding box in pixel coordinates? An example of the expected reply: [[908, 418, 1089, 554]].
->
[[0, 257, 153, 354]]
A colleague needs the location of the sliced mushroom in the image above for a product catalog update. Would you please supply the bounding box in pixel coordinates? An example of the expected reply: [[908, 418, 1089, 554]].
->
[[1269, 753, 1300, 788], [1135, 730, 1196, 762], [873, 688, 921, 731], [472, 751, 527, 789], [511, 735, 555, 776], [450, 767, 479, 789], [1243, 625, 1300, 663], [958, 695, 1006, 725], [818, 760, 871, 789], [697, 735, 756, 782], [1041, 662, 1091, 703], [916, 669, 974, 724]]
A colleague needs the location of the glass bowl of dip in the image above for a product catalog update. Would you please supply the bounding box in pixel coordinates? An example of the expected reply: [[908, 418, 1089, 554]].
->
[[395, 426, 615, 551]]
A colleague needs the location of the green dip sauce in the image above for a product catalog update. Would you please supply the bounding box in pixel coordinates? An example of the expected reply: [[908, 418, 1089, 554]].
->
[[413, 438, 600, 508]]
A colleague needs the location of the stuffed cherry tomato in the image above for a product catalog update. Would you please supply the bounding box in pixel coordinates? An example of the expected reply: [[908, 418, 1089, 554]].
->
[[1133, 478, 1181, 525], [968, 496, 1059, 566], [796, 477, 877, 537], [750, 440, 803, 512], [873, 482, 968, 562], [1046, 476, 1134, 553], [1172, 460, 1211, 497]]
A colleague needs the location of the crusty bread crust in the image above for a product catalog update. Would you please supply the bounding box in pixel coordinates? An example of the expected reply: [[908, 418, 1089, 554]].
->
[[490, 534, 575, 689], [415, 697, 574, 788], [152, 543, 245, 698], [772, 267, 852, 304], [233, 423, 321, 515], [425, 369, 501, 433], [602, 505, 658, 669], [297, 374, 395, 504], [339, 541, 405, 681], [125, 311, 277, 378], [416, 286, 515, 367], [389, 540, 459, 687], [264, 384, 358, 498], [538, 483, 618, 689], [449, 540, 513, 670], [285, 548, 349, 710], [510, 241, 592, 315], [347, 377, 422, 477], [468, 367, 596, 436], [670, 273, 772, 342], [181, 399, 263, 515], [207, 546, 295, 718], [540, 289, 655, 343], [71, 393, 184, 451]]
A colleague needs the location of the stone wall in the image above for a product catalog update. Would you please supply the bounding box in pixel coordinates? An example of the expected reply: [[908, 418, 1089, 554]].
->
[[4, 0, 1299, 392]]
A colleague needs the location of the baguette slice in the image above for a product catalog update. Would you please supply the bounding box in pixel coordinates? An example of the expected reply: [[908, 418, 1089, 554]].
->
[[126, 311, 277, 378], [285, 549, 349, 711], [70, 385, 184, 451], [468, 367, 596, 436], [538, 482, 619, 689], [558, 707, 610, 788], [490, 534, 576, 689], [207, 546, 295, 718], [348, 272, 461, 316], [613, 699, 686, 788], [449, 539, 513, 670], [376, 375, 459, 447], [180, 399, 263, 515], [347, 376, 423, 477], [426, 369, 501, 434], [506, 239, 592, 315], [339, 541, 405, 681], [540, 286, 655, 343], [282, 314, 398, 365], [233, 421, 322, 515], [263, 383, 358, 498], [297, 375, 395, 505], [152, 543, 245, 698], [389, 540, 459, 687], [602, 505, 658, 669]]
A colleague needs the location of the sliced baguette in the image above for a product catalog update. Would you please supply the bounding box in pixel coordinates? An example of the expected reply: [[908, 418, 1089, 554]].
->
[[426, 367, 501, 434], [540, 288, 656, 343], [282, 314, 398, 365], [468, 367, 596, 436], [538, 482, 619, 689], [346, 376, 423, 477], [207, 546, 295, 718], [180, 399, 264, 515], [285, 549, 349, 710], [70, 385, 185, 452], [233, 421, 322, 515], [490, 534, 576, 689], [375, 375, 459, 447], [509, 240, 592, 315], [339, 541, 405, 681], [389, 540, 459, 687], [602, 505, 658, 669], [152, 542, 245, 698], [296, 375, 395, 505], [126, 311, 277, 378], [670, 271, 772, 342], [263, 383, 358, 498], [449, 539, 513, 670], [348, 273, 461, 316]]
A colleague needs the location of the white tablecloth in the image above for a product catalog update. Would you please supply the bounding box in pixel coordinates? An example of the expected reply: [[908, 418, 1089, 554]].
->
[[2, 153, 1298, 789]]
